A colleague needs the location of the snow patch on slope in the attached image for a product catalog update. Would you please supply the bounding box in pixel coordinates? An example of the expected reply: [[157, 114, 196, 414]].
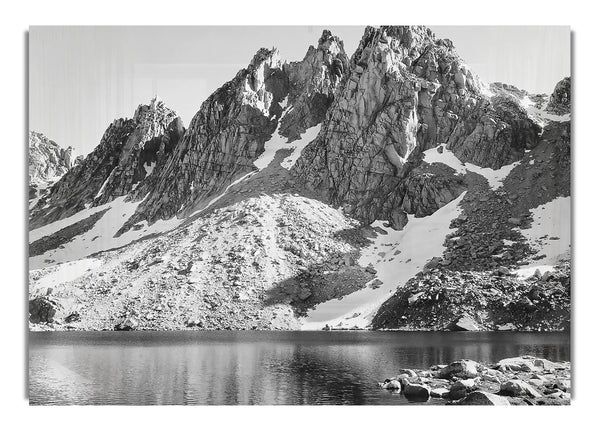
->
[[254, 100, 321, 172], [30, 258, 102, 296], [423, 144, 519, 190], [517, 196, 571, 267], [301, 191, 467, 330], [94, 169, 114, 200], [29, 196, 181, 270], [253, 123, 288, 171], [520, 96, 570, 127], [280, 124, 321, 169]]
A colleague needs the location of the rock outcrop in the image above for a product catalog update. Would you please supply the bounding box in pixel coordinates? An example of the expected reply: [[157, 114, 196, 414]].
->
[[371, 261, 570, 331], [546, 77, 571, 115]]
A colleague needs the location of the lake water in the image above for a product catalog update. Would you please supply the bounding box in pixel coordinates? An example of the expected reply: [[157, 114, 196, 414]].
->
[[29, 331, 570, 405]]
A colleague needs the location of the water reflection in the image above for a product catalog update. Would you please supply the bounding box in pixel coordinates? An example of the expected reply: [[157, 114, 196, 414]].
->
[[29, 331, 570, 405]]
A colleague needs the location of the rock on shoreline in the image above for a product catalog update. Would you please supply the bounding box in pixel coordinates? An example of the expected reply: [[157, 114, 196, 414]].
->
[[379, 356, 570, 405]]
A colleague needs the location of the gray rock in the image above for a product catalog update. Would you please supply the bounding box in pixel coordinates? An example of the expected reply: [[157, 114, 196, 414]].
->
[[449, 379, 478, 400], [381, 379, 402, 390], [500, 379, 542, 398], [403, 382, 430, 402], [115, 316, 139, 331], [447, 314, 480, 331], [457, 391, 511, 406], [438, 359, 480, 379], [29, 297, 59, 324]]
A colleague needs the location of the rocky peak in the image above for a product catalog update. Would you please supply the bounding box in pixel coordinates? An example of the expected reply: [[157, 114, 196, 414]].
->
[[352, 26, 437, 65], [239, 48, 285, 116], [29, 131, 77, 200], [93, 97, 183, 205], [293, 25, 541, 229], [29, 131, 75, 182], [280, 30, 349, 140], [29, 98, 184, 228], [546, 77, 571, 115], [122, 31, 349, 229]]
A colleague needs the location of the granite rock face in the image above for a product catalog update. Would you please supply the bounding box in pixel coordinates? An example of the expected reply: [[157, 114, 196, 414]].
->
[[29, 98, 183, 229], [124, 31, 348, 229], [546, 77, 571, 115], [279, 30, 349, 140], [293, 26, 541, 228], [125, 49, 289, 227], [94, 97, 183, 205]]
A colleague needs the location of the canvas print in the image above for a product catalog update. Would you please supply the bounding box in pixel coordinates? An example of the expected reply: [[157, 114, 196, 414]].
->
[[28, 25, 571, 405]]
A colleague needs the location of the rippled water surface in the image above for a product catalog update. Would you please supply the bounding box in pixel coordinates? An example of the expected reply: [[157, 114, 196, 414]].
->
[[29, 331, 569, 405]]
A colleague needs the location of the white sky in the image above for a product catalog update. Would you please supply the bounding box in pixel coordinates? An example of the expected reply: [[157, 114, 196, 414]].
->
[[29, 26, 570, 155]]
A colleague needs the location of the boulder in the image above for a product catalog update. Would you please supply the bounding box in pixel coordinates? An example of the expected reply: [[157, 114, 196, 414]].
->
[[64, 311, 81, 323], [497, 356, 539, 372], [381, 379, 402, 390], [397, 369, 418, 378], [29, 297, 59, 324], [446, 314, 480, 331], [438, 359, 480, 379], [403, 382, 430, 402], [114, 316, 139, 331], [457, 391, 511, 406], [449, 379, 478, 400], [500, 379, 542, 398]]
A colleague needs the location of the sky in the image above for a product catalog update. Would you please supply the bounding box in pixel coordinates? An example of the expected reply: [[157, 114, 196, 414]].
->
[[29, 26, 570, 155]]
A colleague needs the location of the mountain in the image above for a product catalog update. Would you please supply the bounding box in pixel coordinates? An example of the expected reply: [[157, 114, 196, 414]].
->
[[28, 26, 571, 332]]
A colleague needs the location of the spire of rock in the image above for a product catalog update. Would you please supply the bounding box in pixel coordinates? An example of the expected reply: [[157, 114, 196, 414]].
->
[[29, 98, 184, 228], [279, 29, 349, 140]]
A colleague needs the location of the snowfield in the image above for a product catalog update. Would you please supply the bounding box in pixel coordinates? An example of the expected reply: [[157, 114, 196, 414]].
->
[[423, 144, 519, 190], [29, 196, 181, 270], [30, 258, 102, 296], [517, 196, 571, 267], [301, 191, 467, 330]]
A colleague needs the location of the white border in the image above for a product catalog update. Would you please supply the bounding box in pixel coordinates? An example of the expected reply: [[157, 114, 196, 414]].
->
[[2, 0, 597, 429]]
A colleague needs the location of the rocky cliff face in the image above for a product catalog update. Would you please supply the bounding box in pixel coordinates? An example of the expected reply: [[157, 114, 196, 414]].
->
[[29, 98, 183, 229], [29, 131, 77, 200], [546, 77, 571, 115], [279, 30, 349, 140], [292, 26, 541, 229], [124, 32, 348, 230]]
